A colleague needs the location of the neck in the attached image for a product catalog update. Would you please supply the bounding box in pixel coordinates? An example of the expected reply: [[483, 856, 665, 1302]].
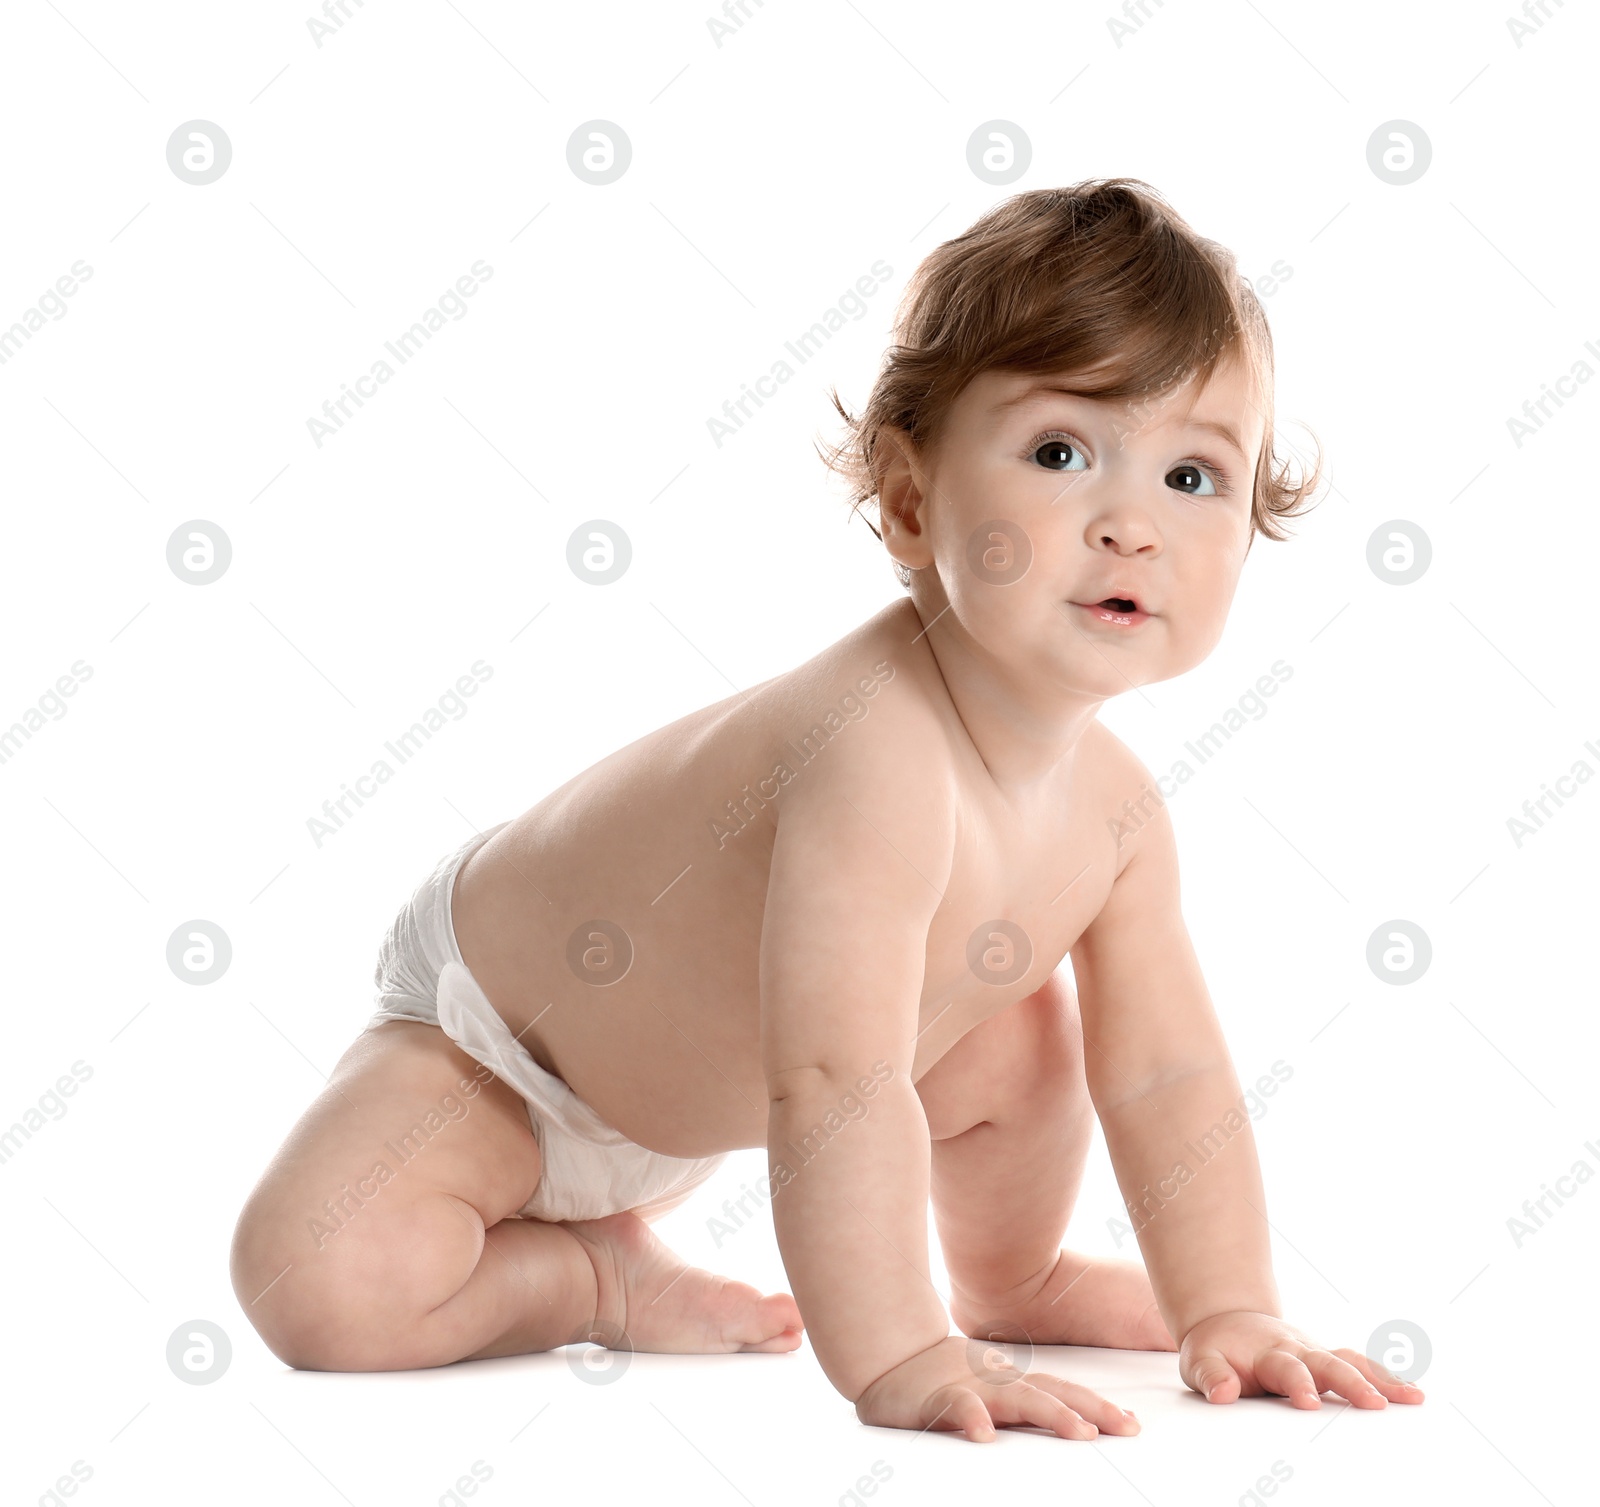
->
[[897, 592, 1108, 799]]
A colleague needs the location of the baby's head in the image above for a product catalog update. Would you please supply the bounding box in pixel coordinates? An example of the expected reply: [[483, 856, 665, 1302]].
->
[[820, 178, 1323, 695]]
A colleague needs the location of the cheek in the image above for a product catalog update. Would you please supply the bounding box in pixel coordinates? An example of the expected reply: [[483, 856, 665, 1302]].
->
[[1194, 556, 1245, 635], [942, 522, 1048, 646], [939, 468, 1036, 585], [1164, 522, 1244, 630], [1182, 506, 1249, 575]]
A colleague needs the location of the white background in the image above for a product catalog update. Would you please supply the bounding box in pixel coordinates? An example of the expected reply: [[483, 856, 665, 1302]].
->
[[2, 1, 1596, 1504]]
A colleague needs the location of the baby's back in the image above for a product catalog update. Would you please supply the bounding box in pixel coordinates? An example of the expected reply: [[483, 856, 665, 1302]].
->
[[452, 597, 1126, 1157]]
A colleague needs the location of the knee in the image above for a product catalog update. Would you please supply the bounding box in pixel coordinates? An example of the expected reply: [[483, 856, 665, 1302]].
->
[[981, 976, 1088, 1128], [1012, 973, 1085, 1100], [230, 1187, 483, 1371]]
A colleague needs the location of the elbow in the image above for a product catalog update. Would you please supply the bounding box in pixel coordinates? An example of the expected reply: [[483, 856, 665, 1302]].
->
[[766, 1059, 899, 1109], [1088, 1055, 1236, 1118], [766, 1064, 833, 1104]]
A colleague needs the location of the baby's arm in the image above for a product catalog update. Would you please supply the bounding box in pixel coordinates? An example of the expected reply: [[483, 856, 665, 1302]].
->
[[1071, 794, 1280, 1328], [1070, 774, 1422, 1410], [760, 731, 1133, 1440], [759, 740, 952, 1397]]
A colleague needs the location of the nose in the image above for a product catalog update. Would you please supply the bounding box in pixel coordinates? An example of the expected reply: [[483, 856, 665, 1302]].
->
[[1084, 495, 1162, 556]]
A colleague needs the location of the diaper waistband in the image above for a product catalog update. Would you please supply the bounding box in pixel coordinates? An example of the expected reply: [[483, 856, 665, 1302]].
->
[[436, 959, 642, 1150]]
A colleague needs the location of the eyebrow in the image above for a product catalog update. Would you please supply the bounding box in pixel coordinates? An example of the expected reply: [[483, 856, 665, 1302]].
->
[[991, 382, 1249, 462]]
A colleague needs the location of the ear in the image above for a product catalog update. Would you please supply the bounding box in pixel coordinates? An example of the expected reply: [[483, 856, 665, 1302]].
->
[[875, 426, 936, 573]]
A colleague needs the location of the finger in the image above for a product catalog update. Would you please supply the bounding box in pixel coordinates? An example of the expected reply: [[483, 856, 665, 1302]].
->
[[993, 1381, 1097, 1441], [1300, 1349, 1386, 1409], [1254, 1348, 1322, 1408], [1185, 1349, 1241, 1404], [1025, 1372, 1140, 1435], [940, 1387, 997, 1442], [1332, 1347, 1425, 1403]]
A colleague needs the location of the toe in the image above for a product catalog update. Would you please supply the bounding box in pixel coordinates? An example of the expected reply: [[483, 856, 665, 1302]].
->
[[766, 1291, 803, 1332], [725, 1291, 804, 1352], [737, 1326, 805, 1354]]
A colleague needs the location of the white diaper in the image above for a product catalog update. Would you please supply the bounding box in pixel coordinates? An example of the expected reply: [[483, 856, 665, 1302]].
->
[[368, 822, 728, 1224]]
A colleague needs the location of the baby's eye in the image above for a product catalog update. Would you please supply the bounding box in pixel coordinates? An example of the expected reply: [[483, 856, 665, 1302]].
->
[[1168, 463, 1217, 497], [1030, 435, 1087, 472]]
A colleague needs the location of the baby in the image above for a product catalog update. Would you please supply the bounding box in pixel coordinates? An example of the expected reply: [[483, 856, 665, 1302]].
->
[[231, 177, 1425, 1440]]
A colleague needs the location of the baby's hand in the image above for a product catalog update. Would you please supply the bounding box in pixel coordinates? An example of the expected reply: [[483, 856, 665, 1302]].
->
[[854, 1335, 1140, 1442], [1180, 1312, 1425, 1409]]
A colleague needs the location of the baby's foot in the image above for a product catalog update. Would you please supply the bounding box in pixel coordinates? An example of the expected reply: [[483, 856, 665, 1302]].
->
[[565, 1210, 804, 1355], [951, 1249, 1176, 1352]]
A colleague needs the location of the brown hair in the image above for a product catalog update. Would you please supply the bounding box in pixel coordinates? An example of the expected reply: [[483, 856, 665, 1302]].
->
[[816, 178, 1324, 586]]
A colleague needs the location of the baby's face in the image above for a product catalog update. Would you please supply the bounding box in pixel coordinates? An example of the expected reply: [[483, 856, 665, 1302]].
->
[[884, 353, 1266, 699]]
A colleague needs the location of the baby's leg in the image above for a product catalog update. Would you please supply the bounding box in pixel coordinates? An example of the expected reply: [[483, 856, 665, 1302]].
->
[[919, 973, 1175, 1351], [230, 1020, 800, 1371]]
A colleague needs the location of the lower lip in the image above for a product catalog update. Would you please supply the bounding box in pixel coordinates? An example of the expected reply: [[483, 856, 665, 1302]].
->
[[1072, 601, 1151, 628]]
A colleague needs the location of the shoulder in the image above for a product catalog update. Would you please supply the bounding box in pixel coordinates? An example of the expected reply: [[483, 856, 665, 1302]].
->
[[767, 607, 963, 903], [781, 599, 963, 795]]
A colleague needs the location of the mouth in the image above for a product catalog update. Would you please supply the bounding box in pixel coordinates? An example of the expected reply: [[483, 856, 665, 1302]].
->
[[1070, 595, 1151, 628]]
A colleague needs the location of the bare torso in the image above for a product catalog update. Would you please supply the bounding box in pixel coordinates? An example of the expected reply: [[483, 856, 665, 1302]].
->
[[451, 597, 1128, 1158]]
